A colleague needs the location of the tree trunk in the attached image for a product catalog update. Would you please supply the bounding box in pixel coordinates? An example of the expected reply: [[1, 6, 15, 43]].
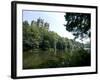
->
[[54, 41, 56, 55]]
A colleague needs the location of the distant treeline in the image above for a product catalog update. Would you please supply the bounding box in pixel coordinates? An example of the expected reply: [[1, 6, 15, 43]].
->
[[23, 18, 86, 52]]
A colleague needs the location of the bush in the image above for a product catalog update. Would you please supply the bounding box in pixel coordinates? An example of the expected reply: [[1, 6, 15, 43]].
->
[[68, 49, 91, 67]]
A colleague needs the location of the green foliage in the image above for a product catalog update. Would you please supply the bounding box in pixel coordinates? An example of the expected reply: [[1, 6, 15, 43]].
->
[[23, 19, 84, 51], [67, 49, 90, 66], [64, 13, 91, 40], [56, 37, 66, 50], [23, 18, 90, 69], [39, 40, 50, 50], [23, 23, 40, 50]]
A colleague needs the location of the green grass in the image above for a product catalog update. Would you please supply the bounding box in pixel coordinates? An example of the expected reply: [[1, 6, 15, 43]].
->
[[23, 49, 90, 69]]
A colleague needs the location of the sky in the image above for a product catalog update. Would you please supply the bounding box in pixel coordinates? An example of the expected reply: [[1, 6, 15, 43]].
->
[[23, 10, 89, 43]]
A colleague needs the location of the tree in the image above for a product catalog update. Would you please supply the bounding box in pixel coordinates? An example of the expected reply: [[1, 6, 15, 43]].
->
[[23, 21, 31, 51], [23, 21, 41, 51], [39, 40, 50, 50], [39, 29, 51, 50], [56, 37, 66, 50], [23, 20, 29, 27], [64, 13, 91, 40], [49, 31, 59, 55]]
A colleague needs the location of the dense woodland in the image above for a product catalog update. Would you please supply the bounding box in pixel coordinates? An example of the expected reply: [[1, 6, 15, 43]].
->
[[23, 18, 85, 53], [23, 13, 91, 69]]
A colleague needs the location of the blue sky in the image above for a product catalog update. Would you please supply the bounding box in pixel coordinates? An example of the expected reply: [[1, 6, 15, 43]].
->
[[23, 10, 74, 39]]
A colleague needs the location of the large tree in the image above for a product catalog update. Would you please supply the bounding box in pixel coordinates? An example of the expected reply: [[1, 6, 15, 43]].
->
[[64, 13, 91, 40]]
